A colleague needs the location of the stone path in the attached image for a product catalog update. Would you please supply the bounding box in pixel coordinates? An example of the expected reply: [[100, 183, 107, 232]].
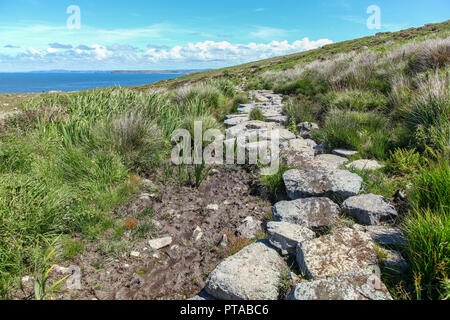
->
[[198, 89, 407, 300]]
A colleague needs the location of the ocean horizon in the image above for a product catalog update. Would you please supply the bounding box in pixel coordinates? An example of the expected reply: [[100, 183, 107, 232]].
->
[[0, 72, 185, 93]]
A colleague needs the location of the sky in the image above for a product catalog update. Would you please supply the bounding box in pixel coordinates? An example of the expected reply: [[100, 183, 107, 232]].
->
[[0, 0, 448, 71]]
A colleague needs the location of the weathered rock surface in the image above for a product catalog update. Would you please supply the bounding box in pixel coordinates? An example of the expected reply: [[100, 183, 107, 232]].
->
[[283, 169, 363, 201], [381, 249, 409, 273], [366, 226, 406, 246], [297, 122, 319, 139], [205, 241, 286, 300], [235, 216, 264, 239], [286, 269, 392, 300], [148, 237, 173, 250], [315, 154, 349, 169], [296, 227, 378, 279], [342, 194, 398, 225], [267, 221, 316, 255], [346, 159, 384, 171], [272, 198, 340, 230], [333, 149, 359, 157]]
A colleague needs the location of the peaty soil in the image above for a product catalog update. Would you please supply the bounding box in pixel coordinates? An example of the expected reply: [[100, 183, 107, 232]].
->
[[14, 165, 273, 300]]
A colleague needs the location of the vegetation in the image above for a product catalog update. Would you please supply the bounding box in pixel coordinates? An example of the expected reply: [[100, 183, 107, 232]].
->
[[0, 81, 237, 298], [0, 20, 448, 300]]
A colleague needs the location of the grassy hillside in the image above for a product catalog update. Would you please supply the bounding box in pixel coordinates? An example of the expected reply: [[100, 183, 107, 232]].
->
[[0, 20, 448, 300]]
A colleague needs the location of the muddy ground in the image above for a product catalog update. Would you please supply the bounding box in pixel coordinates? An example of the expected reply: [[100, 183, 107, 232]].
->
[[14, 165, 275, 300]]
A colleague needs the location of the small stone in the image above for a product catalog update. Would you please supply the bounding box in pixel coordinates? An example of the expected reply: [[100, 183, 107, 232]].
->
[[130, 251, 140, 258], [192, 226, 204, 242], [333, 149, 359, 157], [148, 237, 173, 250], [342, 194, 398, 225], [218, 234, 229, 248], [346, 159, 384, 171], [66, 265, 82, 290], [297, 122, 319, 139], [207, 204, 219, 211]]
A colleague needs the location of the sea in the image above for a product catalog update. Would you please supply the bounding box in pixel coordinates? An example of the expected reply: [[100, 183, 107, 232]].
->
[[0, 72, 185, 93]]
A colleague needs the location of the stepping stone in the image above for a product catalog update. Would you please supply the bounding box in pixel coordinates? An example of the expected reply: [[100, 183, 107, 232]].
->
[[148, 237, 172, 250], [224, 115, 248, 127], [366, 226, 406, 246], [267, 221, 316, 255], [283, 169, 363, 202], [381, 249, 409, 273], [333, 149, 359, 157], [272, 198, 340, 230], [296, 227, 378, 279], [346, 159, 384, 171], [259, 128, 296, 142], [342, 194, 398, 225], [205, 241, 286, 300], [265, 115, 288, 125], [286, 269, 392, 300], [297, 122, 319, 139], [315, 154, 349, 169]]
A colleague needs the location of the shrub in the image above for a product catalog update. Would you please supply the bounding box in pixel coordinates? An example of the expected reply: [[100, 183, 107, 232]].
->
[[249, 108, 264, 121]]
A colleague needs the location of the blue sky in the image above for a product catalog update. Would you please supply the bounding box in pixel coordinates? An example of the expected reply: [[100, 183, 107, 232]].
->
[[0, 0, 448, 71]]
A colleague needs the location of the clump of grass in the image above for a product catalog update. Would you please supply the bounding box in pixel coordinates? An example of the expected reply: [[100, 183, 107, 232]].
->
[[283, 99, 318, 124], [409, 155, 449, 212], [402, 206, 449, 300], [249, 108, 265, 121], [231, 93, 249, 113], [62, 238, 84, 260], [405, 73, 449, 152], [387, 148, 423, 175], [328, 90, 388, 112], [260, 163, 291, 200], [315, 109, 391, 159]]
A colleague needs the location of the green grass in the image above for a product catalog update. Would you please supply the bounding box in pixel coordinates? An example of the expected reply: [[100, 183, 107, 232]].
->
[[0, 82, 237, 298], [249, 108, 265, 121]]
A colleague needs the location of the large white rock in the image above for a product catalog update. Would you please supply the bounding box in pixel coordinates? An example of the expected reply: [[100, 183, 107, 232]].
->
[[267, 222, 316, 255], [342, 194, 398, 225], [272, 198, 340, 230], [296, 227, 378, 279], [205, 241, 286, 300], [286, 269, 392, 300], [283, 169, 363, 201]]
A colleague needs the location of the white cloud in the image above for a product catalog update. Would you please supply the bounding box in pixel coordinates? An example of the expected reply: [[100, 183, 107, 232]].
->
[[0, 38, 333, 71]]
